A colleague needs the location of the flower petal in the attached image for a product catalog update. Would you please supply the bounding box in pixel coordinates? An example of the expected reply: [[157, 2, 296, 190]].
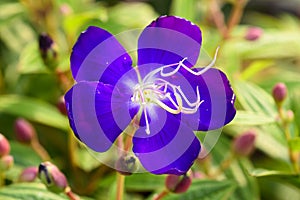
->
[[173, 68, 236, 131], [138, 16, 201, 67], [132, 110, 201, 175], [64, 81, 132, 152], [71, 26, 132, 85]]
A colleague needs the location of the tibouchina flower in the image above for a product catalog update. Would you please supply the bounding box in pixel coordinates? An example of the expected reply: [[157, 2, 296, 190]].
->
[[65, 16, 236, 175]]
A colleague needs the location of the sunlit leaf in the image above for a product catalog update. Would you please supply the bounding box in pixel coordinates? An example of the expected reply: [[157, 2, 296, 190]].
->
[[0, 95, 69, 130], [251, 168, 300, 188]]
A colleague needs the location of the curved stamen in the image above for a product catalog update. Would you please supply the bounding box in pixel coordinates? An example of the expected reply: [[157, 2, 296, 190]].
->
[[160, 46, 220, 77]]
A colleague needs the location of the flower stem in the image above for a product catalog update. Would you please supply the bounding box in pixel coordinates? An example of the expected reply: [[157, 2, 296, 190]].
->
[[210, 154, 235, 178], [30, 138, 51, 161], [209, 0, 227, 37], [278, 107, 299, 173], [116, 172, 125, 200], [224, 0, 247, 39], [65, 186, 79, 200], [153, 190, 169, 200]]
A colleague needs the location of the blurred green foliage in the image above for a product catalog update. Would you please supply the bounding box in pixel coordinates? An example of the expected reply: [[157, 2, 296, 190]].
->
[[0, 0, 300, 199]]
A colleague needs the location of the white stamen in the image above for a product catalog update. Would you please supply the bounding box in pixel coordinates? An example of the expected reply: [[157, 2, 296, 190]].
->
[[131, 47, 220, 135]]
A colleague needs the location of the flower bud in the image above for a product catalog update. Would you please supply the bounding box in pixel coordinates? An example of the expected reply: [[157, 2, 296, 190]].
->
[[14, 118, 36, 144], [38, 162, 68, 193], [0, 133, 10, 157], [245, 27, 263, 41], [38, 33, 58, 70], [0, 155, 14, 171], [232, 130, 256, 156], [286, 110, 294, 123], [19, 166, 38, 182], [165, 175, 192, 193], [57, 96, 68, 116], [272, 83, 287, 104], [115, 154, 138, 175]]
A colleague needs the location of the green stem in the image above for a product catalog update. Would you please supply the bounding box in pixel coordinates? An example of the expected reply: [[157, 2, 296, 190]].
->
[[153, 190, 169, 200], [210, 154, 235, 178], [278, 107, 299, 173], [224, 0, 247, 39], [30, 138, 51, 161], [68, 129, 78, 171], [116, 173, 125, 200]]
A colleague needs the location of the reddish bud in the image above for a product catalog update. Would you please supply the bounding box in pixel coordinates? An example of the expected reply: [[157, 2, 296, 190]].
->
[[14, 118, 36, 144], [0, 134, 10, 157], [19, 166, 38, 182], [115, 154, 138, 175], [272, 83, 287, 104], [245, 27, 263, 41], [57, 96, 68, 116], [232, 130, 256, 156], [0, 155, 14, 170], [165, 175, 192, 193], [38, 162, 68, 193]]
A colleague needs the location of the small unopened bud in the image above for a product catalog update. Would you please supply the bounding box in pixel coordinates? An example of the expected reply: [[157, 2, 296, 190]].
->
[[59, 4, 72, 15], [0, 155, 14, 170], [38, 162, 68, 193], [14, 118, 36, 144], [272, 83, 287, 104], [0, 134, 10, 157], [19, 166, 38, 182], [57, 96, 68, 116], [232, 130, 256, 156], [165, 175, 192, 193], [115, 154, 138, 175], [38, 33, 57, 70], [245, 27, 263, 41], [286, 110, 294, 122]]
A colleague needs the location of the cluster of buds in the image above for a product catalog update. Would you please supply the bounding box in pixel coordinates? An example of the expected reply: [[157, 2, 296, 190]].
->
[[0, 134, 14, 171]]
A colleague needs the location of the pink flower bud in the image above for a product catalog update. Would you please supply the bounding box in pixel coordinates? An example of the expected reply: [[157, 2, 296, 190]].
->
[[0, 155, 14, 170], [286, 110, 294, 122], [0, 134, 10, 157], [272, 83, 287, 104], [19, 166, 38, 182], [14, 118, 36, 144], [165, 175, 192, 193], [115, 154, 138, 175], [245, 27, 263, 41], [38, 162, 68, 193], [232, 130, 256, 156]]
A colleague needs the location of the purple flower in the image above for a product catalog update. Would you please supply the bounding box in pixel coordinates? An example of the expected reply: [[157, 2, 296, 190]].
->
[[64, 16, 236, 175]]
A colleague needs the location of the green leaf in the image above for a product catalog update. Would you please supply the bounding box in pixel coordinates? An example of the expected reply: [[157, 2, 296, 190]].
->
[[250, 168, 300, 188], [240, 60, 274, 80], [230, 111, 275, 125], [171, 0, 197, 21], [18, 42, 49, 74], [0, 183, 68, 200], [288, 137, 300, 151], [164, 180, 236, 200], [125, 173, 166, 191], [10, 141, 42, 167], [0, 95, 69, 130], [235, 81, 276, 117], [210, 137, 260, 200]]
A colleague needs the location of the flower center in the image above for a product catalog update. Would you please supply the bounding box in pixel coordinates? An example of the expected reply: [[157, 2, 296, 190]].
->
[[131, 47, 219, 134]]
